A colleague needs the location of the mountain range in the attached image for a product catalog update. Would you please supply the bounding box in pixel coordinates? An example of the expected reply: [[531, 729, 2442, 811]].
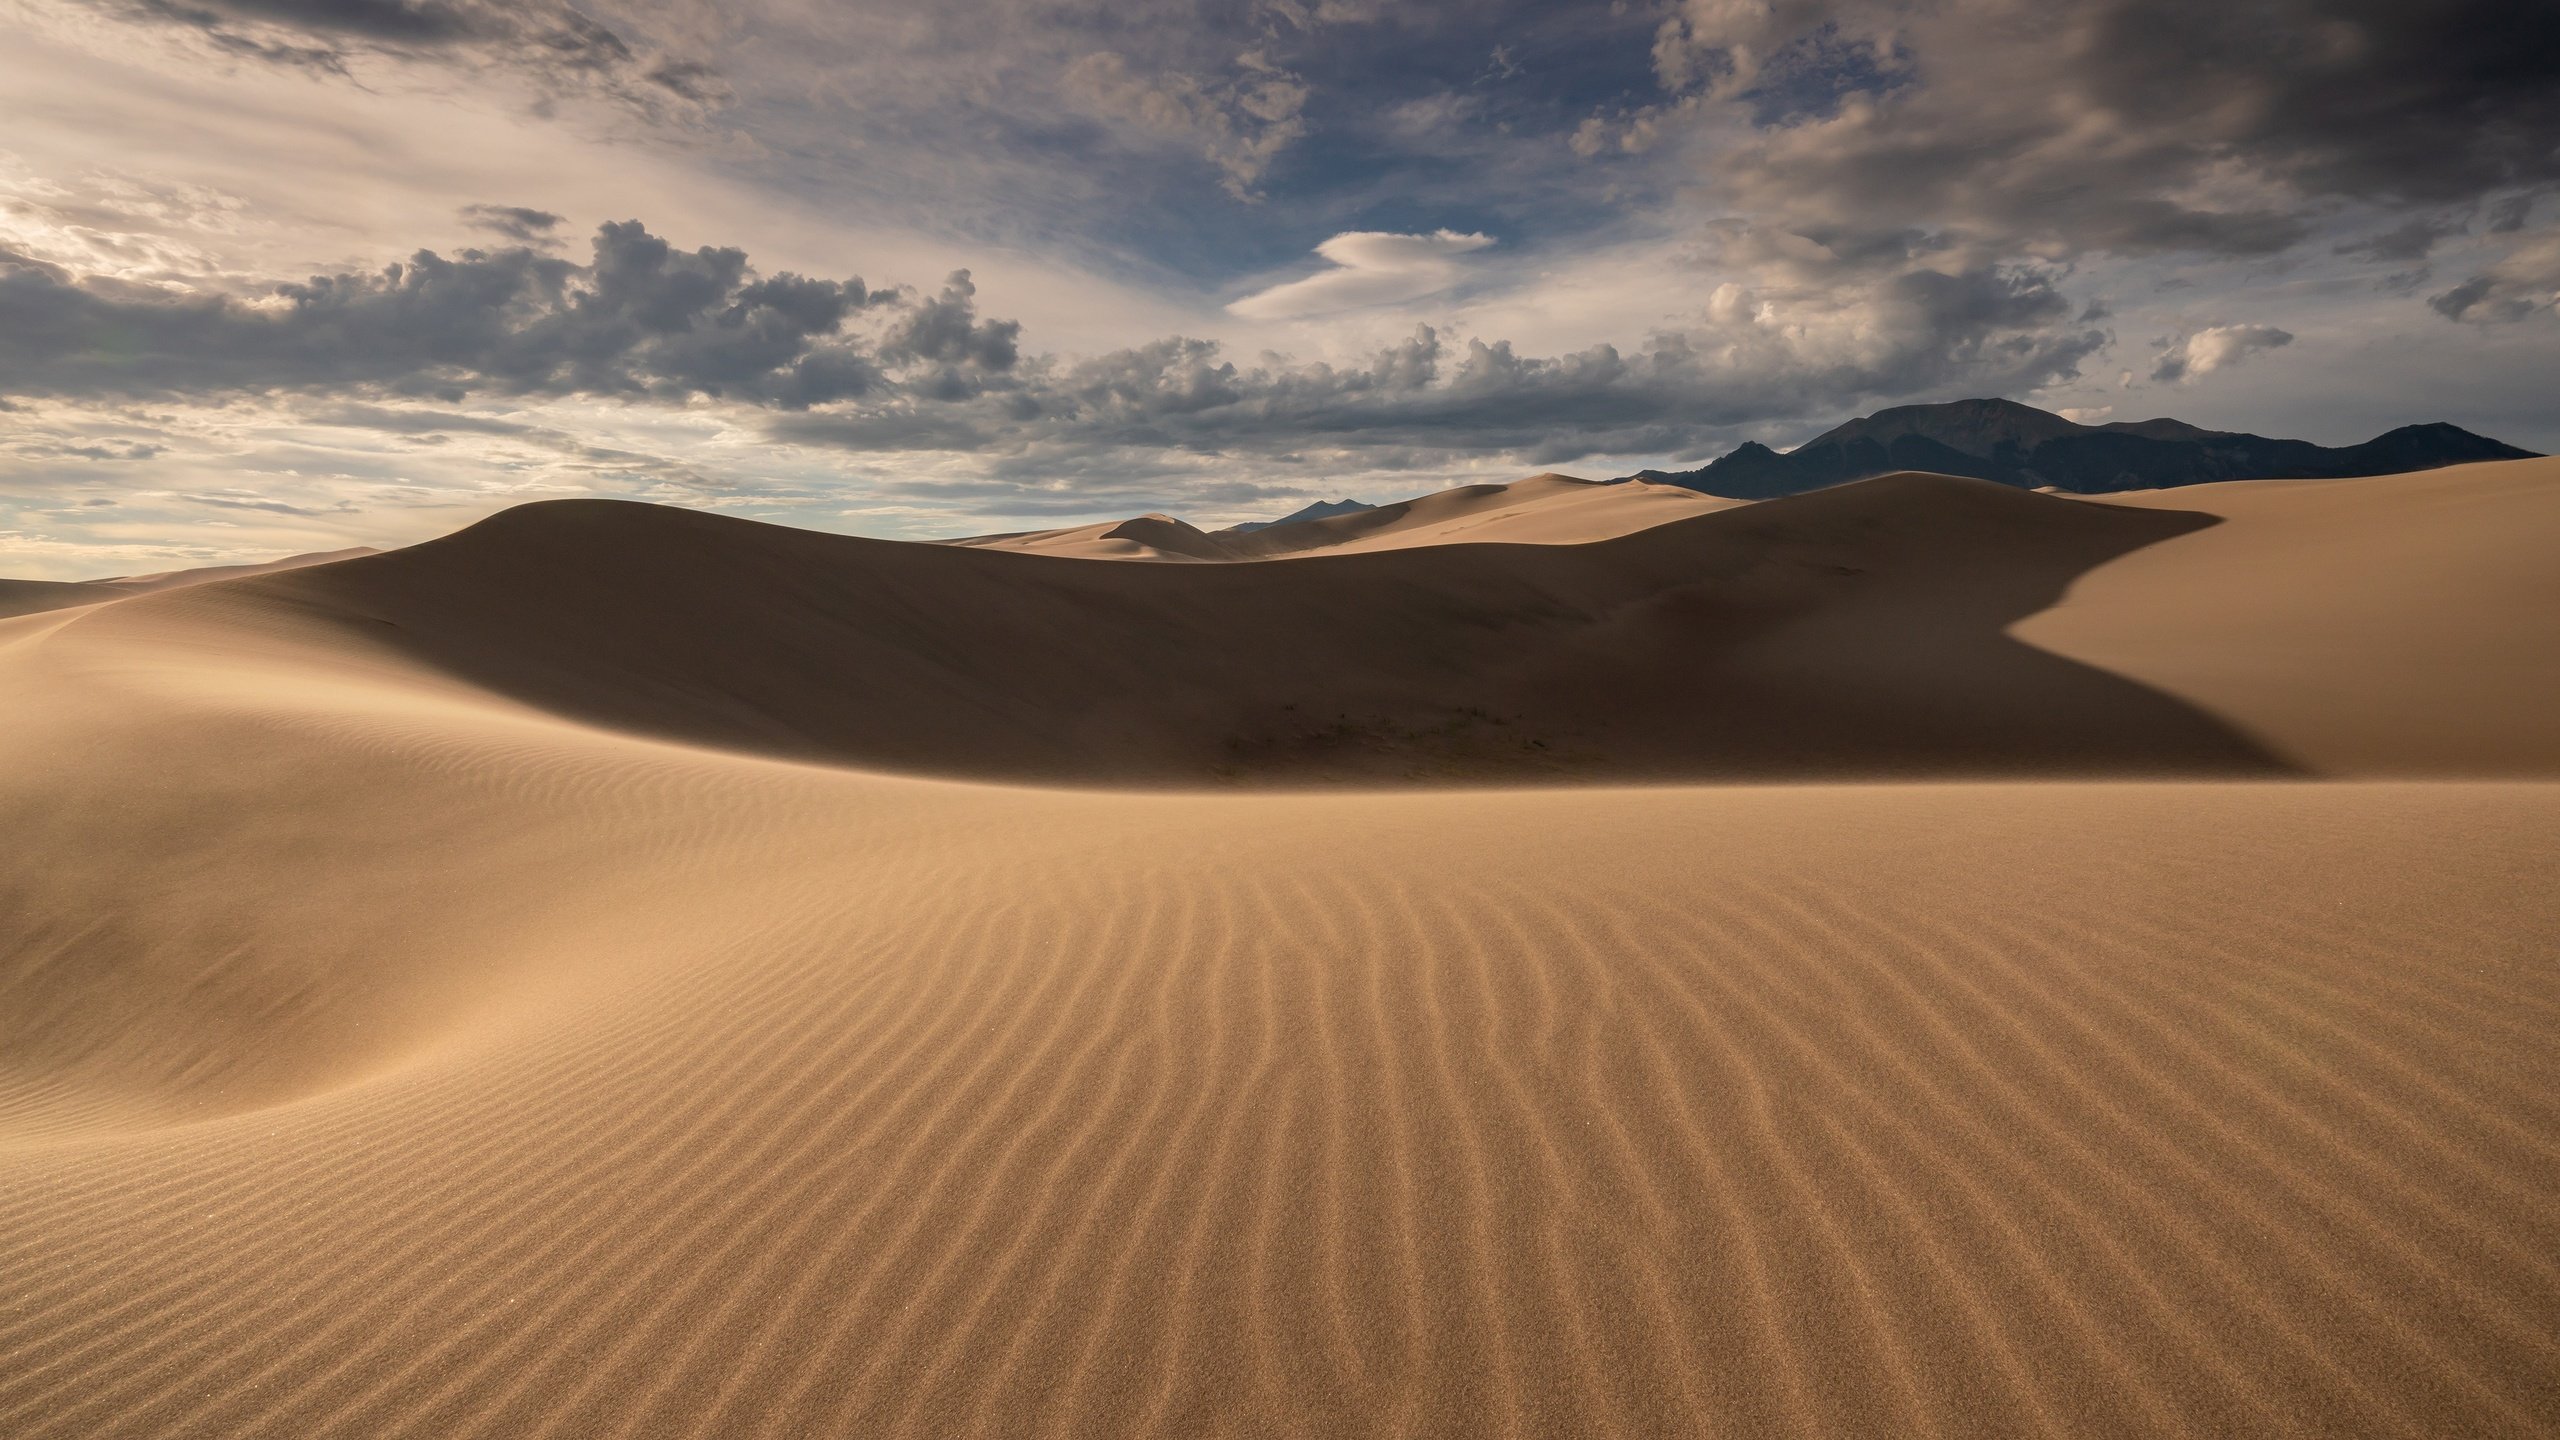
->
[[1624, 398, 2538, 499]]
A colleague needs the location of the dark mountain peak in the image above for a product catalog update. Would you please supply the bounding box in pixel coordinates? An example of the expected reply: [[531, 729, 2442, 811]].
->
[[2365, 420, 2527, 449], [2095, 417, 2226, 442], [2340, 422, 2537, 469], [1803, 397, 2084, 458]]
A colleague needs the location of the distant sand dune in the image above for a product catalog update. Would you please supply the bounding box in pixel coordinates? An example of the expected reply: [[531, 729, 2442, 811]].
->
[[3, 461, 2557, 1437], [956, 473, 1734, 560]]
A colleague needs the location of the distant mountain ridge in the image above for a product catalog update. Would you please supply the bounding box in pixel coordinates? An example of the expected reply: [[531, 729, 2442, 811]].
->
[[1626, 397, 2538, 498]]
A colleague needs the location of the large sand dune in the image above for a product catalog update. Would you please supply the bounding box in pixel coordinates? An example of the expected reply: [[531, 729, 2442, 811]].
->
[[137, 472, 2290, 783], [3, 461, 2557, 1437]]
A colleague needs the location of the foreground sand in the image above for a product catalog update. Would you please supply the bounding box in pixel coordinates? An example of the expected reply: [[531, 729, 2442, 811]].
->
[[4, 465, 2558, 1437]]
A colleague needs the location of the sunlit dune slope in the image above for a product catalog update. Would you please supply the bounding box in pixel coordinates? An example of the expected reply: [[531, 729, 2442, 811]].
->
[[1234, 472, 1741, 556], [192, 471, 2281, 782], [2025, 456, 2560, 774]]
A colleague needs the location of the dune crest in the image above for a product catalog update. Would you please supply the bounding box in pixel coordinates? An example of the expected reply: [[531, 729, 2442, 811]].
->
[[81, 471, 2283, 785]]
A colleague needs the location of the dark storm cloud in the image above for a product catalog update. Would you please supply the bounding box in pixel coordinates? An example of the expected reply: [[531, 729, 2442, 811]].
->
[[2073, 0, 2560, 204], [1659, 0, 2560, 265]]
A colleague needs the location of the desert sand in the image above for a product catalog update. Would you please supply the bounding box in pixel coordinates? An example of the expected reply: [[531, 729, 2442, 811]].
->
[[3, 463, 2557, 1437]]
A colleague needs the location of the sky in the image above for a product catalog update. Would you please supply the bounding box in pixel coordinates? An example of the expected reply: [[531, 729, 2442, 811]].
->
[[1, 0, 2555, 577]]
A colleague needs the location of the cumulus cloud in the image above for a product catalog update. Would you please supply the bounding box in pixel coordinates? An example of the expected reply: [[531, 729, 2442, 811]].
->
[[2151, 324, 2295, 383], [0, 221, 913, 406], [1227, 230, 1495, 319], [778, 261, 2105, 478]]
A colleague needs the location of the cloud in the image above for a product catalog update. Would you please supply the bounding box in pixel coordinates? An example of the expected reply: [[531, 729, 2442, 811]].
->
[[2430, 233, 2560, 324], [879, 271, 1021, 372], [2151, 324, 2295, 383], [165, 486, 357, 516], [1228, 230, 1496, 319], [304, 402, 535, 436], [104, 0, 722, 114], [0, 221, 904, 406], [1649, 0, 2560, 266], [459, 204, 564, 243], [777, 259, 2105, 475], [1062, 50, 1311, 197], [0, 212, 2114, 493], [2335, 215, 2463, 264]]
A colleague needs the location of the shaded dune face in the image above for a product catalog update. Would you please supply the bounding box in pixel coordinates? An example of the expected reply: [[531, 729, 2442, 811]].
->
[[223, 473, 2288, 783]]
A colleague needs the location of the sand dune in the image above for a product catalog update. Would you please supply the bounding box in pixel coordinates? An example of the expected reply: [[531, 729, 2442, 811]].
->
[[3, 462, 2558, 1437], [143, 472, 2287, 783], [1233, 472, 1741, 556], [961, 472, 1734, 560]]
